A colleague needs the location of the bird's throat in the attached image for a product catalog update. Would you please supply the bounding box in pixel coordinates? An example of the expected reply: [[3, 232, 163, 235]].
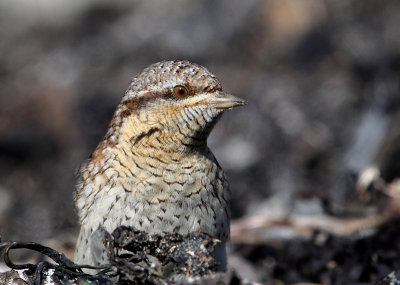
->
[[118, 114, 209, 160]]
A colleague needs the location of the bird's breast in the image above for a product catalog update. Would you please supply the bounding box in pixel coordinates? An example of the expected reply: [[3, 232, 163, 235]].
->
[[77, 149, 230, 241]]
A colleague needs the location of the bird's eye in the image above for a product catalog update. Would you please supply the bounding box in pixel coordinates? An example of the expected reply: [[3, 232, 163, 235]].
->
[[173, 85, 189, 98]]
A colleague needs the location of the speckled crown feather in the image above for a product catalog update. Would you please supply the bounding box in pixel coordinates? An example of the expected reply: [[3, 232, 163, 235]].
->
[[122, 60, 222, 102]]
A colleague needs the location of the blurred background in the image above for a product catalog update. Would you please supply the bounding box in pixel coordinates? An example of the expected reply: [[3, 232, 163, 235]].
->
[[1, 0, 400, 283]]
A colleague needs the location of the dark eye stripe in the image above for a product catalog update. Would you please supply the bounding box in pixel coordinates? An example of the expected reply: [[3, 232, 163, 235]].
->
[[121, 82, 221, 114], [122, 89, 172, 112]]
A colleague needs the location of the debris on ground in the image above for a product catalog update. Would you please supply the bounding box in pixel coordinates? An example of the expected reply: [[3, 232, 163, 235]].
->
[[0, 227, 248, 285]]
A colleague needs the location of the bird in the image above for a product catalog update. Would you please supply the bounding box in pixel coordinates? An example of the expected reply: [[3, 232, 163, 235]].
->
[[73, 60, 246, 271]]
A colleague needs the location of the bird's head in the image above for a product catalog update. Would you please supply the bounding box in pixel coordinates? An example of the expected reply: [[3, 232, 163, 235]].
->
[[112, 60, 247, 152]]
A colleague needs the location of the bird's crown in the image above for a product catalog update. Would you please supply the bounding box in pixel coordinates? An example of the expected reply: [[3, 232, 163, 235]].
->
[[123, 60, 221, 102]]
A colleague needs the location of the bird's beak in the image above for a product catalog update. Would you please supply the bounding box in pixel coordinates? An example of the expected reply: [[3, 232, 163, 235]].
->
[[208, 91, 247, 110]]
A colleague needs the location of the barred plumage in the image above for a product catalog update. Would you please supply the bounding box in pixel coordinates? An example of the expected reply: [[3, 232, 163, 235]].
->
[[74, 60, 246, 270]]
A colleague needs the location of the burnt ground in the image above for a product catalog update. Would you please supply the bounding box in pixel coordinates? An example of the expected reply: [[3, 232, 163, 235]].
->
[[238, 217, 400, 284], [1, 221, 400, 284], [1, 0, 400, 284]]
